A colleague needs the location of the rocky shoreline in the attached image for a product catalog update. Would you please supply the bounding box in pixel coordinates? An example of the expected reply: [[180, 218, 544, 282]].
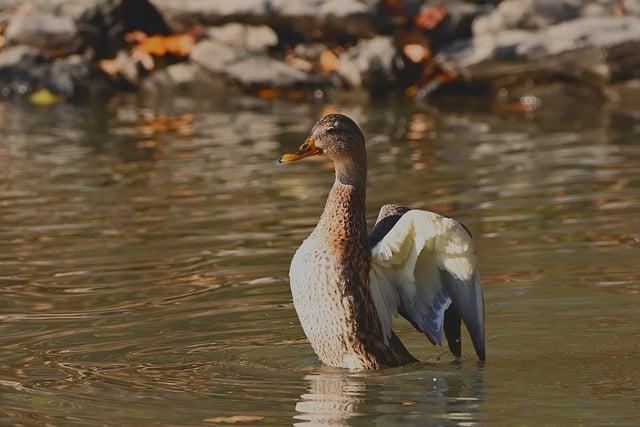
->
[[1, 0, 640, 105]]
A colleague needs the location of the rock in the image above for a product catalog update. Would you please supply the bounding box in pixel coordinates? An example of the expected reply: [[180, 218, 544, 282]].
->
[[149, 0, 377, 42], [207, 23, 278, 52], [0, 45, 103, 98], [35, 0, 170, 58], [422, 0, 492, 46], [438, 17, 640, 86], [5, 12, 81, 54], [190, 39, 312, 89], [0, 46, 51, 96], [141, 61, 227, 95], [472, 0, 584, 35], [336, 36, 401, 93], [0, 44, 51, 69]]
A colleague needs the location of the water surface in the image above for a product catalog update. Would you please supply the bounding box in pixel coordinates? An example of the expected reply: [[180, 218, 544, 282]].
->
[[0, 95, 639, 425]]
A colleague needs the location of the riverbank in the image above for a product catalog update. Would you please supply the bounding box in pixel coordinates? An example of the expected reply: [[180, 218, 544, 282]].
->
[[1, 0, 640, 107]]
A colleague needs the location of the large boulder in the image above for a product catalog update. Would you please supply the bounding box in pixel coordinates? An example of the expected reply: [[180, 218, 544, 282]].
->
[[438, 16, 640, 86], [5, 12, 81, 54], [33, 0, 170, 58], [472, 0, 640, 35], [149, 0, 377, 42]]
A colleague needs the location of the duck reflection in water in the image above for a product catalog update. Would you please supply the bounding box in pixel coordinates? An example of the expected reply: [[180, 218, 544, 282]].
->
[[294, 364, 486, 426]]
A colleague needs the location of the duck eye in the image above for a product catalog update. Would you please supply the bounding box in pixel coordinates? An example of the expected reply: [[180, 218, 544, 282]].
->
[[326, 127, 338, 134]]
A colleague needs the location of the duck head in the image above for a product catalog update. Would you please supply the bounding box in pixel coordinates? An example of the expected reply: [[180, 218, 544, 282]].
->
[[279, 114, 365, 164]]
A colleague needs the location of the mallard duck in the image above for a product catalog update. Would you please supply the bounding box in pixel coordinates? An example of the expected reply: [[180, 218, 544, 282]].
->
[[280, 114, 485, 370]]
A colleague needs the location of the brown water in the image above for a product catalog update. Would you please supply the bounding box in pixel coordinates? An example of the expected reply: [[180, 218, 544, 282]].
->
[[0, 95, 639, 426]]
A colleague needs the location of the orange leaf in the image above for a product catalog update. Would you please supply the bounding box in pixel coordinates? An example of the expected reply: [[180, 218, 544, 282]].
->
[[319, 50, 339, 72], [128, 32, 196, 58], [257, 88, 279, 99], [414, 6, 448, 30]]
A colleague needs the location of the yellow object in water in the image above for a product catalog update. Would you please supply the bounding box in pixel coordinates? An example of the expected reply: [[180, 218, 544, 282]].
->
[[29, 89, 61, 106]]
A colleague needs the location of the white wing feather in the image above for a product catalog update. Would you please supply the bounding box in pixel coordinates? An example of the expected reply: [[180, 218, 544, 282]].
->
[[369, 209, 485, 359]]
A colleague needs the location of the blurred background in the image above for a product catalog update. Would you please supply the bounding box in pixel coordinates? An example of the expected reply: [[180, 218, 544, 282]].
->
[[1, 0, 639, 426]]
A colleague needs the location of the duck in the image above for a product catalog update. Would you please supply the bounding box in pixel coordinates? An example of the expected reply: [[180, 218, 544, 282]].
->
[[279, 114, 485, 370]]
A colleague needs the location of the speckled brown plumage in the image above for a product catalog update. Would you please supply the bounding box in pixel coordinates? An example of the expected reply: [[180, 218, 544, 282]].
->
[[283, 114, 485, 369], [286, 114, 416, 370]]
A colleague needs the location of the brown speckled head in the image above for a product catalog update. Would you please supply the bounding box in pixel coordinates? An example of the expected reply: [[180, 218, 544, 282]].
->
[[308, 114, 365, 161]]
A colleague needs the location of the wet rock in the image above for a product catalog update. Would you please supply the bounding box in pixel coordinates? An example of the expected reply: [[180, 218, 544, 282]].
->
[[0, 46, 50, 96], [336, 36, 401, 93], [472, 0, 584, 35], [0, 45, 101, 98], [191, 39, 311, 88], [207, 23, 278, 52], [5, 12, 81, 54], [149, 0, 377, 42], [36, 0, 170, 58], [439, 17, 640, 86], [423, 0, 491, 45]]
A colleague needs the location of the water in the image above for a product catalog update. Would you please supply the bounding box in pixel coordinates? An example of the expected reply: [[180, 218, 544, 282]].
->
[[0, 94, 639, 425]]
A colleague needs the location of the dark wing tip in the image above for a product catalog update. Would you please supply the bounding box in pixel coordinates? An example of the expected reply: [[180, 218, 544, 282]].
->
[[444, 304, 462, 358], [441, 269, 486, 362]]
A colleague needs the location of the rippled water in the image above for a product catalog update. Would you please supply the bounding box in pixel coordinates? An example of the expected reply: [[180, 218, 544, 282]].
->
[[1, 94, 639, 425]]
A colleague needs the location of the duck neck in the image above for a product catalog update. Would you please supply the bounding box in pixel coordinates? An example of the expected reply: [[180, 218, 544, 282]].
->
[[316, 157, 368, 246]]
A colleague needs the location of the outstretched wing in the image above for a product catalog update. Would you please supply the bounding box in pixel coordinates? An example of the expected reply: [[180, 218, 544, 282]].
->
[[369, 207, 485, 361]]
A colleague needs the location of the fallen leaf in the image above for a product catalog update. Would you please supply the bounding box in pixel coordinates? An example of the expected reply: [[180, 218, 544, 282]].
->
[[128, 32, 196, 58], [285, 55, 313, 72], [29, 89, 61, 106], [257, 88, 279, 99], [204, 416, 264, 424], [319, 49, 339, 72], [99, 58, 120, 76], [414, 6, 448, 30]]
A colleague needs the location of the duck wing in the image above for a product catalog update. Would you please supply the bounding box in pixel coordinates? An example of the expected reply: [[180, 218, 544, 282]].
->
[[368, 206, 485, 361]]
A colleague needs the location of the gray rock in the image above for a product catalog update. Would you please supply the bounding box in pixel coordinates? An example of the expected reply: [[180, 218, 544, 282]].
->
[[0, 45, 98, 98], [149, 0, 376, 41], [423, 0, 492, 45], [0, 45, 51, 69], [336, 36, 400, 92], [473, 0, 584, 35], [35, 0, 170, 57], [5, 12, 81, 54], [208, 23, 278, 52], [439, 16, 640, 85], [225, 56, 308, 87], [191, 39, 311, 88]]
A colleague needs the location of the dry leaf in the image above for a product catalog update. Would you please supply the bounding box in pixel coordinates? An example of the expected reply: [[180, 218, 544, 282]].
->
[[403, 43, 430, 63], [257, 88, 279, 99], [414, 6, 448, 30], [319, 49, 339, 72], [99, 58, 120, 76], [128, 32, 196, 58], [286, 55, 313, 72]]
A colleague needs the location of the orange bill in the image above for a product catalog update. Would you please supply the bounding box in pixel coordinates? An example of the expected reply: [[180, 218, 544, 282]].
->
[[279, 138, 323, 163]]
